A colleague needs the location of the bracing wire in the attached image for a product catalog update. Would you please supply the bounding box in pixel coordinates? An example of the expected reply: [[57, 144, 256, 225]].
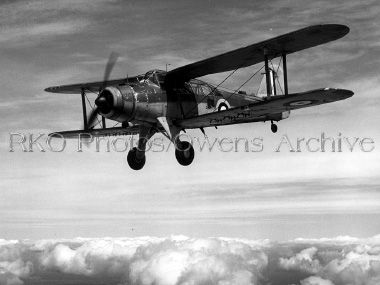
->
[[84, 91, 102, 128], [183, 67, 240, 118], [269, 59, 284, 95], [255, 70, 265, 97], [276, 76, 284, 95], [276, 56, 282, 74], [219, 65, 264, 107]]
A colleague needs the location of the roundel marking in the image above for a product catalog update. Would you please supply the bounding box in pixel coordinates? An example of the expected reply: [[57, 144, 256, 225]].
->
[[284, 100, 316, 107], [219, 104, 228, 111]]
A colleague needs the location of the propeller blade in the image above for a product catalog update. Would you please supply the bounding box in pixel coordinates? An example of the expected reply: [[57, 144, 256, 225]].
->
[[82, 52, 119, 130], [102, 52, 119, 90], [86, 107, 99, 129]]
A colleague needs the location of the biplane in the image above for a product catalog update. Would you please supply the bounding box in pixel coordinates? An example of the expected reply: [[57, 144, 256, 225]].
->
[[46, 24, 353, 170]]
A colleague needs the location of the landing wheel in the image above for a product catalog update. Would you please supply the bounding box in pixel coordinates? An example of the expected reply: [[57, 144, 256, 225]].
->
[[175, 141, 195, 166], [127, 147, 146, 170], [271, 123, 278, 133]]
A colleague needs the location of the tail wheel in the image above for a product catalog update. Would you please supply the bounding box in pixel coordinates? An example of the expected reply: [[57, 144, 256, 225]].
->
[[127, 147, 146, 170], [218, 103, 228, 111], [271, 123, 278, 133], [175, 141, 195, 166]]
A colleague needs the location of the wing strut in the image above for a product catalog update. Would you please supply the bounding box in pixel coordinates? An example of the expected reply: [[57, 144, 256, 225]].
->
[[282, 53, 289, 96], [264, 49, 272, 97], [80, 88, 88, 130], [264, 49, 289, 97]]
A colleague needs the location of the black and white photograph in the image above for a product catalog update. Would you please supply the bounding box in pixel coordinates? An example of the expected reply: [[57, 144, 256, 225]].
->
[[1, 0, 379, 284]]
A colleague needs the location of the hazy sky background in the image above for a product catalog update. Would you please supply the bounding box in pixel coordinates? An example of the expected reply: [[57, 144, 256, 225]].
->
[[0, 0, 380, 241]]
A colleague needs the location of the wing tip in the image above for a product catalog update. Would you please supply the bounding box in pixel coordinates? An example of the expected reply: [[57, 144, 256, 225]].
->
[[44, 86, 63, 93], [338, 88, 354, 99], [44, 85, 82, 94], [317, 23, 350, 39], [330, 23, 350, 37], [324, 88, 354, 100]]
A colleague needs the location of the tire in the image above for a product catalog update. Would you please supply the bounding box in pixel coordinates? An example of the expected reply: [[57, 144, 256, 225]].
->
[[175, 141, 195, 166], [127, 147, 146, 170], [271, 123, 278, 133]]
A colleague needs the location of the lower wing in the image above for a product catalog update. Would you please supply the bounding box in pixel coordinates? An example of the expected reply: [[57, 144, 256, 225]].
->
[[49, 126, 140, 139], [176, 88, 353, 129]]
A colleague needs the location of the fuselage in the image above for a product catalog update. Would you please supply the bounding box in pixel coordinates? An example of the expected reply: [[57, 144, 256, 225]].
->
[[98, 69, 263, 127]]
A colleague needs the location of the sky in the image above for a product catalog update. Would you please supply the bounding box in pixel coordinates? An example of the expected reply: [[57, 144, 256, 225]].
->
[[0, 0, 380, 246]]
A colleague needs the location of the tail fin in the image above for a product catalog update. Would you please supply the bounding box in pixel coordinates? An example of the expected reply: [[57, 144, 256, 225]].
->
[[256, 63, 284, 98]]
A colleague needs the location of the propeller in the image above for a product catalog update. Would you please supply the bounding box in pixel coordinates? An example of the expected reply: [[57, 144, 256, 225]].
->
[[84, 52, 119, 129]]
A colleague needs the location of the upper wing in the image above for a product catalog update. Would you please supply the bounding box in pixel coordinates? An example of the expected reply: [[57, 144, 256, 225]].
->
[[176, 88, 353, 129], [45, 76, 143, 94], [166, 24, 349, 83], [49, 126, 140, 138]]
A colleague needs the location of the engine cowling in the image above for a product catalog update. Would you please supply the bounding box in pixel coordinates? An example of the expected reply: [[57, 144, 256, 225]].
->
[[96, 85, 136, 123], [95, 83, 167, 124]]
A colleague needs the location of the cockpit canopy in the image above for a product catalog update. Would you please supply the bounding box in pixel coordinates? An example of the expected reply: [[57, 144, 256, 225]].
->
[[188, 79, 216, 96], [144, 69, 166, 87], [141, 70, 219, 95]]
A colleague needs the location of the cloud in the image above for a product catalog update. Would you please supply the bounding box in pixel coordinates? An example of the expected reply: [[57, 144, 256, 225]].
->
[[300, 276, 335, 285], [279, 237, 380, 285], [320, 244, 380, 285], [279, 247, 322, 274], [0, 236, 269, 285], [0, 240, 33, 285], [0, 0, 115, 47], [1, 235, 380, 285], [0, 20, 89, 46]]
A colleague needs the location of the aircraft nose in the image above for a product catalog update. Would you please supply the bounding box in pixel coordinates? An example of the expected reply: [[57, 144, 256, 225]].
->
[[94, 85, 136, 122], [95, 96, 106, 106], [95, 89, 114, 114]]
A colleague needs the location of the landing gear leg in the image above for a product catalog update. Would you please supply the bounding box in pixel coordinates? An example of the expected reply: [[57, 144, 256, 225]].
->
[[271, 121, 278, 133], [156, 117, 196, 167], [127, 126, 155, 170]]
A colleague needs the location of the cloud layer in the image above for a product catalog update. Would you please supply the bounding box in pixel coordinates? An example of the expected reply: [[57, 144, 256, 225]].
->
[[1, 235, 380, 285]]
